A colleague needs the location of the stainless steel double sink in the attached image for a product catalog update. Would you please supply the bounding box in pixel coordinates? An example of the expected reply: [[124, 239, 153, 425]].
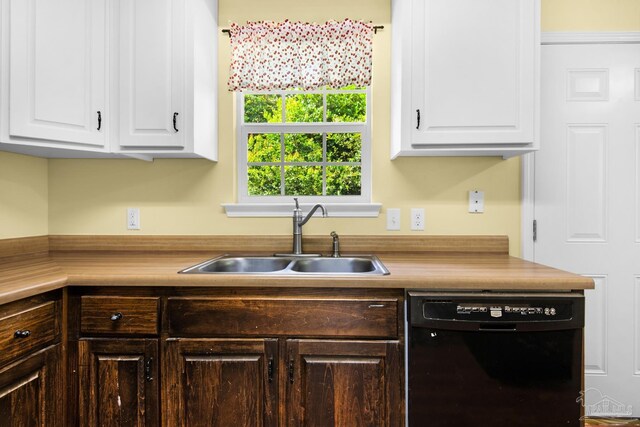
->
[[180, 255, 389, 276]]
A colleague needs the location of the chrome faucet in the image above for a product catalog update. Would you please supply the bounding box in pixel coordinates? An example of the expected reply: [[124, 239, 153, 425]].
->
[[291, 198, 327, 255]]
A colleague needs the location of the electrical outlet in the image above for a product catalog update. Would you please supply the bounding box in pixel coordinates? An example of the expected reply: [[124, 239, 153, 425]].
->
[[127, 208, 140, 230], [411, 208, 425, 231], [386, 208, 401, 231], [469, 190, 485, 213]]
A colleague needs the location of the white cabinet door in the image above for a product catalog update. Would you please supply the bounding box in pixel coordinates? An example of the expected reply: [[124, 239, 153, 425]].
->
[[411, 0, 536, 145], [9, 0, 106, 148], [117, 0, 185, 149], [391, 0, 539, 157]]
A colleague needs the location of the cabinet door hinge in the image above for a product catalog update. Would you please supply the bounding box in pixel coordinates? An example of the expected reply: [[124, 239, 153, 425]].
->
[[145, 357, 153, 382], [533, 220, 537, 242], [288, 359, 295, 384], [267, 357, 274, 383]]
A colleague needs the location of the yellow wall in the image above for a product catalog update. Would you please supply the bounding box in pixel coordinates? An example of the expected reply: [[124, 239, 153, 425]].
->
[[48, 0, 522, 254], [541, 0, 640, 31], [0, 151, 48, 239], [45, 0, 640, 255]]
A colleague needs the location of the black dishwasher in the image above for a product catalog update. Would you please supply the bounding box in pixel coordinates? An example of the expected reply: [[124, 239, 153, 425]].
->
[[407, 292, 584, 427]]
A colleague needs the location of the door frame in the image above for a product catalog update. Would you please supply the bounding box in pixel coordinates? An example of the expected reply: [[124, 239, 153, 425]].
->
[[520, 31, 640, 261]]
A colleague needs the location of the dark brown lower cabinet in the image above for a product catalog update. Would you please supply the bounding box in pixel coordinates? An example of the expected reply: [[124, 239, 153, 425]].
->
[[71, 288, 404, 426], [286, 340, 402, 427], [163, 338, 278, 427], [162, 338, 402, 427], [0, 344, 63, 427], [78, 339, 159, 427]]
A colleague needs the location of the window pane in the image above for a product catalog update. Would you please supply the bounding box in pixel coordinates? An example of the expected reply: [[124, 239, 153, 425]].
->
[[244, 95, 282, 123], [248, 166, 281, 196], [248, 133, 281, 162], [327, 133, 362, 162], [285, 94, 323, 122], [284, 133, 322, 162], [327, 93, 366, 122], [326, 166, 361, 196], [284, 166, 322, 196]]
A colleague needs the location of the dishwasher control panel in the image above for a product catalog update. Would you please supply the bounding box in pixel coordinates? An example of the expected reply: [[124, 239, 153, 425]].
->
[[455, 304, 559, 319], [409, 292, 584, 328]]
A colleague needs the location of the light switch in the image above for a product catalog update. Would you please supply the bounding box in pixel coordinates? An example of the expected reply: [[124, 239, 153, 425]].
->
[[386, 208, 401, 231]]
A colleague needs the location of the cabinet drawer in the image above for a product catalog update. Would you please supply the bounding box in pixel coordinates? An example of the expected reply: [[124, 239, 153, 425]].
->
[[167, 297, 399, 338], [81, 296, 159, 336], [0, 301, 59, 367]]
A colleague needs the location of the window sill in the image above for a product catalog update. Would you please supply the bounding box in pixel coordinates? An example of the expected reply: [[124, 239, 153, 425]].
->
[[222, 202, 382, 218]]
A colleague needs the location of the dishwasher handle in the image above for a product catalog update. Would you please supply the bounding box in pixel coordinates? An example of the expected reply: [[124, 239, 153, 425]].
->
[[478, 323, 517, 332], [411, 316, 580, 332]]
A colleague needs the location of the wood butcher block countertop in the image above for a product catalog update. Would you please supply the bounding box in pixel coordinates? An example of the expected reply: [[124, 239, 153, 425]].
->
[[0, 235, 594, 305]]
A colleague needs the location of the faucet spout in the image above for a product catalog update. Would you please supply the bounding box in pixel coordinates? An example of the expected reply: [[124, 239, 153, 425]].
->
[[299, 204, 327, 227]]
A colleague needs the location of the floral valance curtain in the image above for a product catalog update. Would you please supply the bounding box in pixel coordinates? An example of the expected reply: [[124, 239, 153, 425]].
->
[[227, 19, 373, 91]]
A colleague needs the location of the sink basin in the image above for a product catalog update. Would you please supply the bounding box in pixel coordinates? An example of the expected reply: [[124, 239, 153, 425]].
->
[[290, 257, 383, 274], [180, 255, 389, 276], [194, 257, 292, 273]]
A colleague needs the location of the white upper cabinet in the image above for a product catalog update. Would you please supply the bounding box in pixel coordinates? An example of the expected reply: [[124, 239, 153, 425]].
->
[[391, 0, 540, 158], [1, 0, 107, 154], [116, 0, 185, 151], [114, 0, 217, 159], [0, 0, 217, 160]]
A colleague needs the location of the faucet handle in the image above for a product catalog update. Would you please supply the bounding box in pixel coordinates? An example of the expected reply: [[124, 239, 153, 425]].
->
[[293, 197, 300, 210]]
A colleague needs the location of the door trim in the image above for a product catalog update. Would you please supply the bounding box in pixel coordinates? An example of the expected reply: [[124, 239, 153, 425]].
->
[[521, 32, 640, 261], [521, 153, 535, 260], [541, 32, 640, 45]]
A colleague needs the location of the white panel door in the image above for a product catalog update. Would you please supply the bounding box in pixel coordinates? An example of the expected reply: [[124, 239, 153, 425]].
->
[[410, 0, 537, 146], [118, 0, 185, 148], [9, 0, 106, 147], [535, 43, 640, 416]]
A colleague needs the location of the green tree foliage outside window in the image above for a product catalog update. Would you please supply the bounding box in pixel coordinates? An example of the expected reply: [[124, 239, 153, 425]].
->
[[244, 86, 366, 197]]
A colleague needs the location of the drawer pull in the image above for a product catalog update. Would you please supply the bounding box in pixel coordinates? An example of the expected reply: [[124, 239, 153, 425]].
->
[[110, 312, 123, 321], [14, 330, 31, 339], [368, 304, 385, 308]]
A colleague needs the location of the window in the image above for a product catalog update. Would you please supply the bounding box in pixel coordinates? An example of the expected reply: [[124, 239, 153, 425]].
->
[[236, 86, 371, 205]]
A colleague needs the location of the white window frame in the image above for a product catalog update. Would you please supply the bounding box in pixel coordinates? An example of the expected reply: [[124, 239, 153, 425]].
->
[[224, 87, 380, 217]]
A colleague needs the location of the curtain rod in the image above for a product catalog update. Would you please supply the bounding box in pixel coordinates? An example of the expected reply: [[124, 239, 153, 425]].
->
[[221, 25, 384, 37]]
